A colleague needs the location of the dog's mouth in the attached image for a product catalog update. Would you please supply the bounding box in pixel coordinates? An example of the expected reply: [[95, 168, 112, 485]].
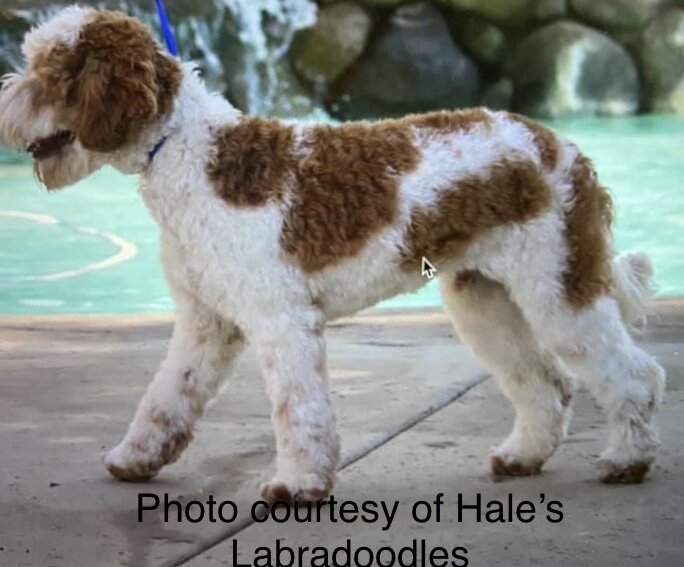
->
[[27, 130, 75, 160]]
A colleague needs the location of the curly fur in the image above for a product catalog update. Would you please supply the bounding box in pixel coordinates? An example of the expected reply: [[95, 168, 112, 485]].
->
[[0, 6, 666, 500]]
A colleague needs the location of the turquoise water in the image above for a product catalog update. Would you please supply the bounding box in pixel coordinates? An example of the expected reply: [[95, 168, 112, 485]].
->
[[1, 115, 683, 315]]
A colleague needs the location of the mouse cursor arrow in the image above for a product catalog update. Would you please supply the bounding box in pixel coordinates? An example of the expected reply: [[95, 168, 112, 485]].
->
[[421, 257, 436, 279]]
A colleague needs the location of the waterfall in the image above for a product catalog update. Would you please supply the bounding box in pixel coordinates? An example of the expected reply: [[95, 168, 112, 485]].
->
[[1, 0, 321, 117], [218, 0, 316, 114]]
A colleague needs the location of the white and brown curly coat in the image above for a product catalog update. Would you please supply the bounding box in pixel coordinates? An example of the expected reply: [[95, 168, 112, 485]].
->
[[0, 6, 665, 501]]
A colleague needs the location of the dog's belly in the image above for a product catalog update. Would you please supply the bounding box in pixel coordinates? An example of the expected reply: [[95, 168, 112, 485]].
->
[[316, 271, 425, 320], [306, 235, 428, 320]]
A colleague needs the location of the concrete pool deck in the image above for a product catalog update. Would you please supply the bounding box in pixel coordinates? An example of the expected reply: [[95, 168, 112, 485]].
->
[[0, 301, 682, 567]]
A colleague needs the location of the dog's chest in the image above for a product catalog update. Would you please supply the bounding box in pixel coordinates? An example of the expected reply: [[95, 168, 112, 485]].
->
[[153, 192, 297, 321]]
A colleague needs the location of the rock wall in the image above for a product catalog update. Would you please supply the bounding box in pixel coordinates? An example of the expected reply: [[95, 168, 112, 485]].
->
[[295, 0, 684, 118], [2, 0, 684, 119]]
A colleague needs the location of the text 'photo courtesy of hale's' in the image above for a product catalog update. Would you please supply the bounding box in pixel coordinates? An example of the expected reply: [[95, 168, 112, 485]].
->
[[0, 1, 682, 567]]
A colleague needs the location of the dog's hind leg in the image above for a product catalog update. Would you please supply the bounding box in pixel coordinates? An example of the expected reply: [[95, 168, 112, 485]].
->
[[253, 309, 339, 503], [498, 248, 666, 483], [440, 271, 574, 477], [514, 290, 665, 484], [103, 288, 246, 481]]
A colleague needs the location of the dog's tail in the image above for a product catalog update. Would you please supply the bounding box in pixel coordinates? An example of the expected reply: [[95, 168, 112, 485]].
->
[[612, 252, 656, 326]]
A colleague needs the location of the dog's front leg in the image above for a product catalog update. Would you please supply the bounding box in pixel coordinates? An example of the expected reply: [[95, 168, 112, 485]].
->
[[103, 293, 245, 481], [255, 318, 339, 503]]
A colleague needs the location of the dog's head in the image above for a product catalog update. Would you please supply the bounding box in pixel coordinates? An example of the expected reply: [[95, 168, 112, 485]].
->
[[0, 6, 182, 189]]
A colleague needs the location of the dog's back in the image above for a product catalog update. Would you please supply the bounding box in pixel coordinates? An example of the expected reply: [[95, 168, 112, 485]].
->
[[203, 108, 612, 319]]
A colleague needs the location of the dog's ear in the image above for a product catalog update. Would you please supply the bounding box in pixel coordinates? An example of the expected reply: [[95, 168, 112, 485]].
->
[[69, 13, 180, 152], [73, 55, 158, 152]]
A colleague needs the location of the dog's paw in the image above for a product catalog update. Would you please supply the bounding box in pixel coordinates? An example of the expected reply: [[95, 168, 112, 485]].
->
[[598, 459, 651, 484], [103, 443, 159, 483], [490, 454, 543, 480], [260, 473, 333, 504]]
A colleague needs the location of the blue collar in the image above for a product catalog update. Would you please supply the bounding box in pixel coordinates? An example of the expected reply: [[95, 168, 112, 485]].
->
[[147, 136, 167, 163]]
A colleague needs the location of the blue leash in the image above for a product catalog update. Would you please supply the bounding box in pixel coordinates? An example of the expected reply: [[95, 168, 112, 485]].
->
[[154, 0, 178, 57], [148, 0, 178, 163]]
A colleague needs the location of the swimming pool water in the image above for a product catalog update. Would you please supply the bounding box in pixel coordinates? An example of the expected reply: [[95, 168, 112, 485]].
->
[[1, 115, 683, 315]]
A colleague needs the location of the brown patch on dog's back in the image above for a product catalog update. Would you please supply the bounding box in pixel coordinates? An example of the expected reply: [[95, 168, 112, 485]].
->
[[208, 118, 297, 206], [508, 113, 559, 171], [562, 154, 613, 309], [207, 109, 494, 272], [280, 120, 420, 272], [405, 108, 491, 132], [400, 160, 552, 270]]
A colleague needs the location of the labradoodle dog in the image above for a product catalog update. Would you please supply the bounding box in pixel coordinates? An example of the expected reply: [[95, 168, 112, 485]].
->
[[0, 6, 665, 502]]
